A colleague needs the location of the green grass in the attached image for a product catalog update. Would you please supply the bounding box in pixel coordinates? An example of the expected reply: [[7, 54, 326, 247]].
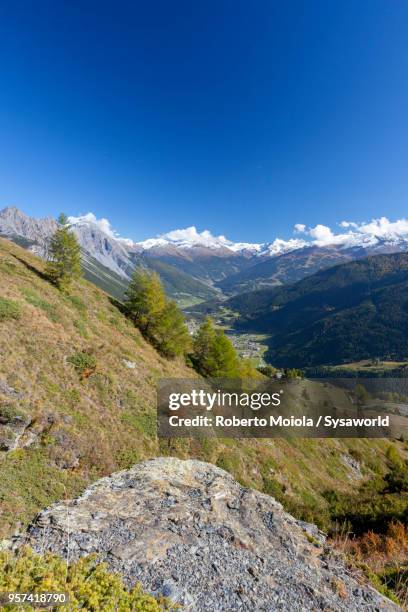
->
[[20, 286, 60, 322], [0, 296, 21, 321], [120, 410, 156, 438], [0, 449, 85, 535]]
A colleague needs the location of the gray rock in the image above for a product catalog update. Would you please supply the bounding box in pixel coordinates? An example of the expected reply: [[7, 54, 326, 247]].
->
[[0, 207, 57, 257], [0, 414, 32, 451], [341, 453, 363, 479], [19, 457, 399, 611], [0, 380, 24, 399]]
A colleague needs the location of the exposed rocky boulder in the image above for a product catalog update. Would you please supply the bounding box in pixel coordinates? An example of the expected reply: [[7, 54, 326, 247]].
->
[[20, 458, 398, 611], [0, 382, 32, 451], [0, 412, 32, 451]]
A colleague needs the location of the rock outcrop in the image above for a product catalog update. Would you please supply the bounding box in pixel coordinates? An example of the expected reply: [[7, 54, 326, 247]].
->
[[0, 206, 57, 255], [21, 458, 398, 611]]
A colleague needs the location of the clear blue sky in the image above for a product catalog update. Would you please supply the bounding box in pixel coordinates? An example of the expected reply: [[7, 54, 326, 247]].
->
[[0, 1, 407, 242]]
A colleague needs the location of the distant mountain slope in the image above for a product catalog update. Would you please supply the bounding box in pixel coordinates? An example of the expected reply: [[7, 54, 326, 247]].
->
[[231, 253, 408, 367], [139, 256, 218, 304], [145, 250, 257, 284], [217, 244, 362, 293], [80, 252, 129, 300]]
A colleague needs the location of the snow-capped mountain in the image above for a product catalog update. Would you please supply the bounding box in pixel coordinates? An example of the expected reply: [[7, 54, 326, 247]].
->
[[136, 226, 264, 255], [3, 207, 408, 299]]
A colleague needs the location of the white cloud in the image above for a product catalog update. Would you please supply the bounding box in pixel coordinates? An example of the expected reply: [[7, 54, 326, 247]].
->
[[290, 216, 408, 249], [339, 220, 358, 229], [68, 213, 116, 238], [162, 226, 228, 247], [356, 217, 408, 238], [307, 224, 335, 245]]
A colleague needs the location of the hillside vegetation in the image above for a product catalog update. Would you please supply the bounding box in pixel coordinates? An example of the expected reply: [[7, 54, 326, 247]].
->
[[0, 237, 407, 591], [0, 547, 172, 611]]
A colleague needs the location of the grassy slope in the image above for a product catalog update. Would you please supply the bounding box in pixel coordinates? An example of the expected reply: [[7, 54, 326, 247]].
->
[[0, 237, 406, 541]]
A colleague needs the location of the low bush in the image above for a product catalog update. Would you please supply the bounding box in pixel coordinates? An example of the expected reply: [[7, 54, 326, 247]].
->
[[67, 350, 97, 377], [0, 547, 172, 611]]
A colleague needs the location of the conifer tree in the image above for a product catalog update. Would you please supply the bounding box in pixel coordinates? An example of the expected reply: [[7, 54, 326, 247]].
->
[[46, 213, 82, 292], [210, 331, 240, 378], [191, 317, 240, 378], [124, 268, 166, 335], [155, 300, 191, 358], [190, 316, 217, 375], [124, 267, 190, 358]]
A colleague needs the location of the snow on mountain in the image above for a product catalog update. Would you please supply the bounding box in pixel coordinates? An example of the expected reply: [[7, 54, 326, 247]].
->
[[4, 207, 408, 285], [296, 217, 408, 250], [265, 238, 308, 256], [70, 222, 134, 279], [136, 226, 264, 254], [136, 217, 408, 256]]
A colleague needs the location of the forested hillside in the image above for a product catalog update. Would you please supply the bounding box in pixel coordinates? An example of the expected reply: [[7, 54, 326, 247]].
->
[[228, 253, 408, 367]]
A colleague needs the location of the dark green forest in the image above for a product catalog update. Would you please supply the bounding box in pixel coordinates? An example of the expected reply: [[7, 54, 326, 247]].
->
[[227, 253, 408, 367]]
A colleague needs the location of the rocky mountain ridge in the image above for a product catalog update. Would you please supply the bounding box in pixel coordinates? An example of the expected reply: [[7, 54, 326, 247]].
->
[[20, 457, 398, 611], [4, 206, 408, 297], [0, 207, 57, 255]]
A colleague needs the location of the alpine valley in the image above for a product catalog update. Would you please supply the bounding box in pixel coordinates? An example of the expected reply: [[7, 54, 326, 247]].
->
[[3, 206, 408, 367]]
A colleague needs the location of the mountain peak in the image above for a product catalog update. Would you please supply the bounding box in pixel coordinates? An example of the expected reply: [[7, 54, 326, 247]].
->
[[0, 206, 57, 248], [136, 225, 264, 254]]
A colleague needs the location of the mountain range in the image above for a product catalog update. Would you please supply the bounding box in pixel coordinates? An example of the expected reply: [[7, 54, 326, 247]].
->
[[3, 207, 408, 304]]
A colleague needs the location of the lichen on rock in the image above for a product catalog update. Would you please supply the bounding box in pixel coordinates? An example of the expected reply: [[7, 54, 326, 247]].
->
[[18, 457, 399, 611]]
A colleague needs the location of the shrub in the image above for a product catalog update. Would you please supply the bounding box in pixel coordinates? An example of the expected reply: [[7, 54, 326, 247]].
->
[[0, 547, 173, 611], [67, 350, 97, 377], [0, 297, 21, 321], [385, 463, 408, 493], [120, 411, 156, 438], [257, 365, 278, 378], [386, 445, 402, 468], [0, 403, 22, 422]]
